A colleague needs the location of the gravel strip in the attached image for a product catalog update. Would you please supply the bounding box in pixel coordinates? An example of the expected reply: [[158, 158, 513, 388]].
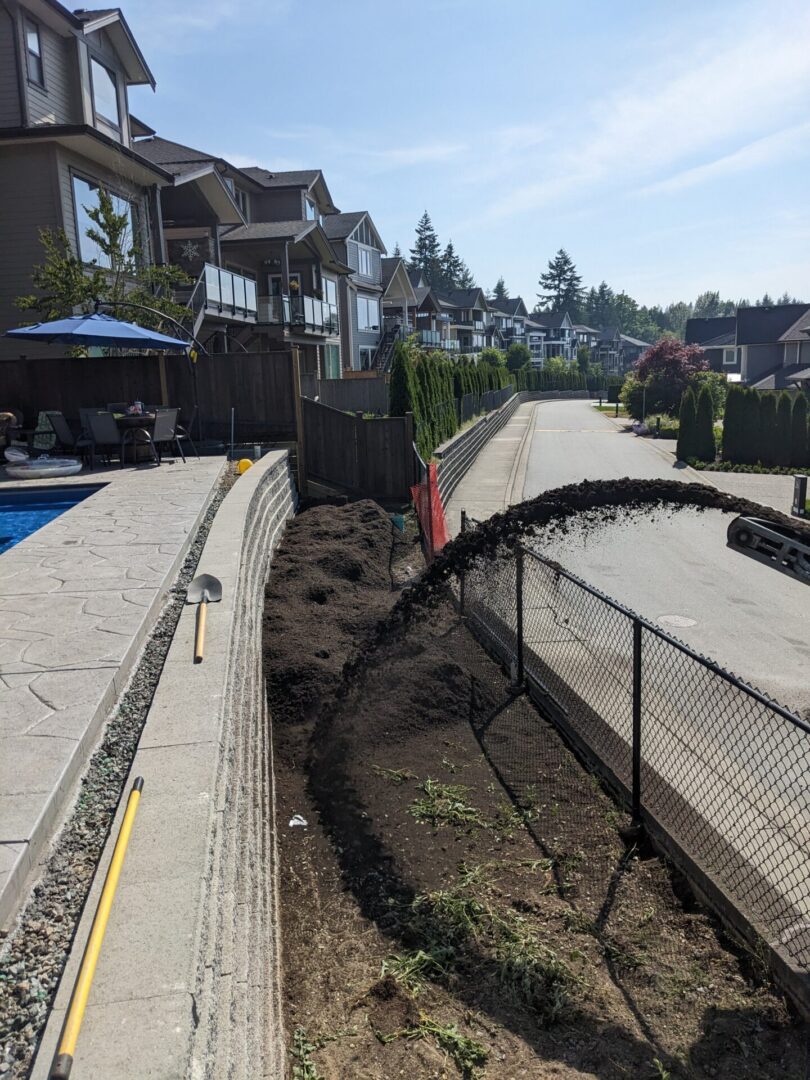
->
[[0, 463, 236, 1079]]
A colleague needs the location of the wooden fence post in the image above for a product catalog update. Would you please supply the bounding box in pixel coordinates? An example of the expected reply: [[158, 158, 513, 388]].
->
[[291, 348, 308, 497]]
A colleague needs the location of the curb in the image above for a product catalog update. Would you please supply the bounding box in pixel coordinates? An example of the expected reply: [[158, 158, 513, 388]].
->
[[505, 401, 540, 507]]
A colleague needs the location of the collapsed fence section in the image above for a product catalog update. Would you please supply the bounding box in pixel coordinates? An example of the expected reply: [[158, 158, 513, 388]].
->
[[459, 517, 810, 1007]]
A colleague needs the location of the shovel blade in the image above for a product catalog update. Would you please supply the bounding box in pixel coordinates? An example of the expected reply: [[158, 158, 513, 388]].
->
[[187, 573, 222, 604]]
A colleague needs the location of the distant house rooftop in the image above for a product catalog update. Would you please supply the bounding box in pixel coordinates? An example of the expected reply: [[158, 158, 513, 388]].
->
[[684, 316, 736, 345], [736, 304, 809, 346]]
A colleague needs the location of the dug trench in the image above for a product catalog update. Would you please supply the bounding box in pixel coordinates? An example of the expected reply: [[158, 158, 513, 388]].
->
[[264, 486, 809, 1080]]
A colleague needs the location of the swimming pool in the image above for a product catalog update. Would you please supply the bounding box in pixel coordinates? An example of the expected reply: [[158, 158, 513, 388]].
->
[[0, 485, 104, 554]]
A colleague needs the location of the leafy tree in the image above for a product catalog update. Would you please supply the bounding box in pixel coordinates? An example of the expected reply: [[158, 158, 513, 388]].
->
[[492, 276, 509, 301], [633, 338, 707, 415], [676, 387, 697, 462], [506, 342, 530, 372], [693, 290, 735, 319], [479, 346, 505, 367], [790, 393, 808, 467], [774, 391, 793, 467], [694, 384, 716, 462], [689, 370, 727, 420], [537, 248, 582, 314], [543, 355, 573, 377], [16, 187, 190, 334], [408, 211, 442, 286]]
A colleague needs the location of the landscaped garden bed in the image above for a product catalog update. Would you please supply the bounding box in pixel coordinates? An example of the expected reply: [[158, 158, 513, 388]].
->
[[263, 499, 808, 1080]]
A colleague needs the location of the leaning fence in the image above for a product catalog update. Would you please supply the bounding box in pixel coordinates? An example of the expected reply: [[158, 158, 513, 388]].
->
[[460, 516, 810, 1001]]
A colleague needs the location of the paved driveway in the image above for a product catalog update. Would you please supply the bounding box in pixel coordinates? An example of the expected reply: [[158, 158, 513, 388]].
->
[[522, 399, 809, 715]]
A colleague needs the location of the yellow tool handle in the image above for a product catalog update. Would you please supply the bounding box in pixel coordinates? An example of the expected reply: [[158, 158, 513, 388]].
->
[[194, 600, 208, 663], [50, 778, 144, 1080]]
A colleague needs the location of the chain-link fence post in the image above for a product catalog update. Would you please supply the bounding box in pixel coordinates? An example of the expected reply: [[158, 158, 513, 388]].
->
[[459, 509, 467, 615], [513, 546, 525, 687], [632, 618, 642, 825]]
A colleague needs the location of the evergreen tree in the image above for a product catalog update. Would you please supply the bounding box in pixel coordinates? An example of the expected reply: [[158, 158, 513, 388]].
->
[[408, 211, 441, 286], [492, 276, 509, 302], [438, 239, 463, 290], [790, 393, 808, 468], [392, 241, 401, 258], [676, 387, 697, 462], [756, 293, 774, 307], [456, 259, 475, 289], [722, 384, 743, 462], [537, 248, 582, 314], [758, 392, 777, 466], [774, 391, 793, 467], [389, 342, 418, 419], [694, 384, 716, 462], [741, 390, 762, 465]]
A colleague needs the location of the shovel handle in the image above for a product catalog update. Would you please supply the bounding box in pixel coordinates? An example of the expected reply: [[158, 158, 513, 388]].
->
[[194, 601, 207, 664]]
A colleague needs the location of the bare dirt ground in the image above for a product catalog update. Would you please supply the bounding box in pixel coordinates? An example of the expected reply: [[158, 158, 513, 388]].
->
[[263, 499, 809, 1080]]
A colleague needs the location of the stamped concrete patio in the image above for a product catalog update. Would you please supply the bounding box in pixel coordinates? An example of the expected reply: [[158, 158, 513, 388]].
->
[[0, 458, 223, 926]]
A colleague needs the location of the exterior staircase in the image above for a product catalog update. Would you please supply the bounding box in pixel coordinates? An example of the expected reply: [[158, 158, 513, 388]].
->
[[372, 325, 400, 372]]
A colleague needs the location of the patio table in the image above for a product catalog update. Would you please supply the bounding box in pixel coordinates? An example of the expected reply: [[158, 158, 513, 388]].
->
[[114, 412, 157, 463]]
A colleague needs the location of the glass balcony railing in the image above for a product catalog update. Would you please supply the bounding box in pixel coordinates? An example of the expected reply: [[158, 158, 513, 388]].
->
[[201, 263, 257, 318], [417, 329, 442, 347], [441, 339, 461, 352], [257, 293, 339, 334]]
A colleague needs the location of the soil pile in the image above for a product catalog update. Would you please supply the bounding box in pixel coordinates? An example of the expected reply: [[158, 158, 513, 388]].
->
[[265, 496, 809, 1080]]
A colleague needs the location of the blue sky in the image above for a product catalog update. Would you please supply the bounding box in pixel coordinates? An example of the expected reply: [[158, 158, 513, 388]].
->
[[127, 0, 810, 308]]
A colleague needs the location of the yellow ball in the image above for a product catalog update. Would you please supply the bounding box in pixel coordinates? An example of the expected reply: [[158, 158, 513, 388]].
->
[[237, 458, 253, 475]]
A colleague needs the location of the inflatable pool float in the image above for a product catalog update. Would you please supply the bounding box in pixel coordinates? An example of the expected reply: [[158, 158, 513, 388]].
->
[[3, 448, 83, 480]]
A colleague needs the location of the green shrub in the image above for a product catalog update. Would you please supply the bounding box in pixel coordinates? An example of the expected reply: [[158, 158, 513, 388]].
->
[[689, 370, 727, 420], [676, 387, 697, 462], [722, 384, 743, 462], [774, 391, 793, 468], [741, 389, 762, 465], [506, 342, 531, 372], [758, 392, 777, 466], [693, 384, 716, 462], [791, 393, 808, 468]]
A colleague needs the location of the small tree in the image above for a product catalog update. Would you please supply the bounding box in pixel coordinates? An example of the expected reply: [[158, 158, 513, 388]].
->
[[479, 346, 505, 367], [676, 387, 697, 462], [693, 384, 716, 462], [633, 338, 708, 416], [774, 392, 794, 467], [790, 393, 808, 468], [506, 342, 530, 372], [576, 344, 590, 375], [741, 390, 762, 465]]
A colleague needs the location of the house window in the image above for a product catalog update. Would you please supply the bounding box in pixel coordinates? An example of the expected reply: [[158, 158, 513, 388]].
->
[[324, 343, 341, 379], [357, 246, 373, 277], [72, 175, 137, 267], [305, 197, 318, 222], [234, 188, 249, 220], [723, 348, 736, 366], [25, 18, 44, 86], [356, 295, 379, 331], [322, 277, 337, 306], [359, 347, 375, 370], [91, 58, 120, 129]]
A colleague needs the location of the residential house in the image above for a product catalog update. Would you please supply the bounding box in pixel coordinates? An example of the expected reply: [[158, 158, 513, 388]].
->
[[526, 310, 578, 365], [321, 211, 388, 372], [488, 297, 529, 348], [0, 0, 173, 358], [618, 334, 651, 370], [437, 287, 491, 355], [591, 327, 623, 375], [136, 138, 350, 377], [685, 315, 738, 376], [378, 255, 417, 367], [573, 324, 600, 351], [686, 305, 810, 389]]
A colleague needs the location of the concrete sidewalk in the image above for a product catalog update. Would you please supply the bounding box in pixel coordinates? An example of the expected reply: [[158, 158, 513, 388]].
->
[[444, 400, 539, 534]]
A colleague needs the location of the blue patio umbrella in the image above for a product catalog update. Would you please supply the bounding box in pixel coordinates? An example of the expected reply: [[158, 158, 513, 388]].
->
[[5, 312, 189, 350]]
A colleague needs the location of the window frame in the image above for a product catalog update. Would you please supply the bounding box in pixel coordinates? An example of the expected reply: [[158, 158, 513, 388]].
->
[[356, 294, 379, 332], [89, 56, 121, 131], [24, 17, 45, 88], [71, 172, 139, 269], [358, 346, 375, 370], [356, 244, 374, 277], [722, 347, 737, 367]]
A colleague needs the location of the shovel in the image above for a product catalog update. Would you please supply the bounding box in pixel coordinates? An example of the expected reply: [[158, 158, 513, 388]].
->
[[186, 574, 222, 664]]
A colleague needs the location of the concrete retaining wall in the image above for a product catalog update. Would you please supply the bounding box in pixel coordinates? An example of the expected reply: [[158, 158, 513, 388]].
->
[[32, 451, 297, 1080]]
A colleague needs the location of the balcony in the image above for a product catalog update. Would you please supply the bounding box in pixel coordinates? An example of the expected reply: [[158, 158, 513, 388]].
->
[[257, 293, 339, 335], [441, 339, 461, 352], [417, 329, 442, 347], [188, 263, 258, 328]]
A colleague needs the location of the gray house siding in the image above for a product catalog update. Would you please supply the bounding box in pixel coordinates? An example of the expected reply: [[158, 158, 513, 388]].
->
[[0, 143, 62, 358], [26, 21, 79, 127], [0, 7, 22, 127], [742, 343, 783, 384], [345, 239, 381, 285], [252, 189, 305, 222]]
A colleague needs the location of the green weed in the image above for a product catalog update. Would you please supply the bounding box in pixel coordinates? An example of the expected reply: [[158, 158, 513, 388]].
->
[[382, 1015, 488, 1079], [409, 779, 487, 830], [381, 948, 449, 994], [371, 765, 417, 785], [290, 1028, 324, 1080]]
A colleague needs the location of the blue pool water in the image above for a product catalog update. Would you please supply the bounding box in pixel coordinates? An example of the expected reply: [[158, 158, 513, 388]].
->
[[0, 485, 104, 554]]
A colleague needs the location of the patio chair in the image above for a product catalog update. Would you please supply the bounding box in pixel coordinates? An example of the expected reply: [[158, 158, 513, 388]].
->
[[151, 407, 184, 463], [175, 406, 199, 460], [45, 411, 93, 462]]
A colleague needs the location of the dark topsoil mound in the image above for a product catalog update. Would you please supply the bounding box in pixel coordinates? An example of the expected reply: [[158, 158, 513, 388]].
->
[[264, 490, 810, 1080]]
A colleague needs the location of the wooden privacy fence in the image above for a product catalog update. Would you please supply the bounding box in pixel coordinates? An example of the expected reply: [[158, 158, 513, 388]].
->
[[302, 397, 416, 502], [0, 351, 297, 442], [300, 373, 389, 415]]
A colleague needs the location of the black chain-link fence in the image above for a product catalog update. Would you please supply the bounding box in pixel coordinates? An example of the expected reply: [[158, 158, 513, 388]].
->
[[459, 517, 810, 976]]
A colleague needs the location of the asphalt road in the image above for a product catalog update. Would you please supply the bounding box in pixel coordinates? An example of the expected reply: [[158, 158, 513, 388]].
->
[[522, 399, 810, 716]]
